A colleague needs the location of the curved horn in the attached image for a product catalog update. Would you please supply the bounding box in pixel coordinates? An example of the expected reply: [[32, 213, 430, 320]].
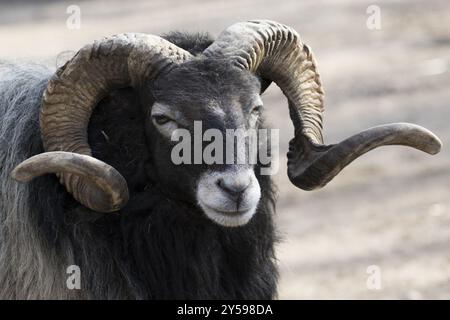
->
[[288, 123, 442, 190], [11, 152, 128, 212], [204, 20, 324, 144], [12, 34, 193, 212], [204, 20, 442, 189]]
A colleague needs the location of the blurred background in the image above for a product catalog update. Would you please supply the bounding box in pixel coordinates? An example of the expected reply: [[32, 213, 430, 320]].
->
[[1, 0, 449, 299]]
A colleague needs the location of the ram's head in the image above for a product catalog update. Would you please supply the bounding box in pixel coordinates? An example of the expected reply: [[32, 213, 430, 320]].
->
[[12, 20, 442, 227]]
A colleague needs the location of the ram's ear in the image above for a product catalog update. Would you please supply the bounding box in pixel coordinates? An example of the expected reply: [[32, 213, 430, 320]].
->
[[259, 77, 272, 94]]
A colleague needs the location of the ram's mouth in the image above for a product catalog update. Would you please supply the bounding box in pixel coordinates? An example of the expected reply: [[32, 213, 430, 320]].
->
[[207, 205, 248, 215], [198, 200, 256, 227]]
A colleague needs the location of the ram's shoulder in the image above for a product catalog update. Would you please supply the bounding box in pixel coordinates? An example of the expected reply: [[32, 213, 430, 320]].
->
[[161, 31, 213, 56]]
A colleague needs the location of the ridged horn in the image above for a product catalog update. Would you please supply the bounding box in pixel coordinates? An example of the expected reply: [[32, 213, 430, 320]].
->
[[12, 33, 193, 212], [204, 20, 442, 189], [11, 151, 128, 212]]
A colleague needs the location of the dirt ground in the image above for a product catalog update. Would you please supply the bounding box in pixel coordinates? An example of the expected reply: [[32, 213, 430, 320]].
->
[[1, 0, 449, 299]]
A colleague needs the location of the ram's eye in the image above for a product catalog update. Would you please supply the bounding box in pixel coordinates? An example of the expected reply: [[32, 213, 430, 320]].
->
[[251, 105, 263, 115], [152, 114, 172, 125]]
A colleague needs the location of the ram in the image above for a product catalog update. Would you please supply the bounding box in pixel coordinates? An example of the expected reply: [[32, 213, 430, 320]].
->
[[0, 20, 441, 299]]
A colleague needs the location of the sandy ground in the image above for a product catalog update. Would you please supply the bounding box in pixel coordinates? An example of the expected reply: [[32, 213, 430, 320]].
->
[[1, 0, 449, 299]]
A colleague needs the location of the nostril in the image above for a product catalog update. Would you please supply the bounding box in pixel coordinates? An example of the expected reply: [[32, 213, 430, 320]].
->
[[217, 179, 234, 194], [217, 177, 251, 196]]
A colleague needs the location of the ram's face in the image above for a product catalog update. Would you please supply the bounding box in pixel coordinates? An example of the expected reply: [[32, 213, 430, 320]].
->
[[147, 60, 264, 227]]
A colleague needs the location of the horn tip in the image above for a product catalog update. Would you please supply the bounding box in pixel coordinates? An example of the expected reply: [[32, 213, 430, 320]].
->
[[10, 164, 31, 182], [417, 125, 442, 155], [428, 135, 442, 155], [394, 122, 442, 155]]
